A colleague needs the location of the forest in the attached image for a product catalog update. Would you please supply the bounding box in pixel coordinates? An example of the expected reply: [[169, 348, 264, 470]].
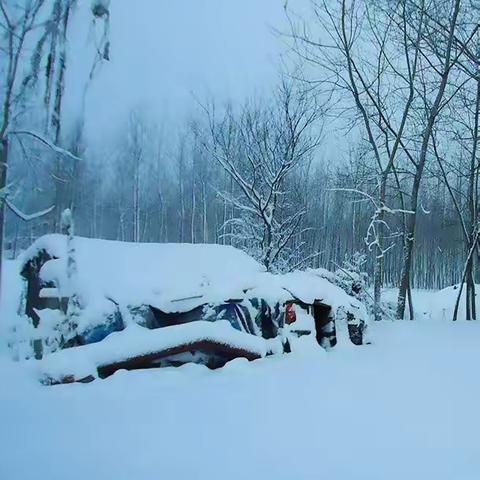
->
[[1, 2, 480, 480], [1, 0, 480, 321]]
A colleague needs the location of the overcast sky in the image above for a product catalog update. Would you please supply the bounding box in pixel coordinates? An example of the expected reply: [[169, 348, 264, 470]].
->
[[65, 0, 290, 144]]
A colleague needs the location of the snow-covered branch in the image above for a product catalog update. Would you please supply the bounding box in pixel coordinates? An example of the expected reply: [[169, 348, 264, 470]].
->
[[201, 82, 319, 271], [3, 196, 54, 221], [9, 130, 81, 161], [331, 187, 414, 260]]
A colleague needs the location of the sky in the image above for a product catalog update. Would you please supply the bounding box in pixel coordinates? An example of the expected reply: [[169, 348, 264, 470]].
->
[[65, 0, 290, 144]]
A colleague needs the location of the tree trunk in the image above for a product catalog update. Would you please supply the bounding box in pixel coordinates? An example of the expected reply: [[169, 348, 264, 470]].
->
[[202, 180, 207, 243], [263, 222, 273, 271], [407, 282, 414, 320], [0, 138, 8, 293], [373, 172, 389, 321], [453, 230, 480, 321], [373, 254, 382, 321], [471, 273, 476, 320], [191, 178, 196, 243], [466, 256, 473, 320], [396, 0, 460, 319], [397, 200, 417, 319], [468, 79, 480, 320]]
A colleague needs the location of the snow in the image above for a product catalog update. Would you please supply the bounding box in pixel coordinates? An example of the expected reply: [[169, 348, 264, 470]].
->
[[382, 285, 480, 321], [38, 320, 268, 382], [2, 256, 480, 479], [1, 319, 479, 480], [21, 236, 366, 316], [0, 259, 24, 357], [20, 234, 268, 334], [8, 130, 82, 161], [19, 235, 368, 347], [427, 284, 480, 321], [279, 268, 368, 324], [289, 308, 316, 332]]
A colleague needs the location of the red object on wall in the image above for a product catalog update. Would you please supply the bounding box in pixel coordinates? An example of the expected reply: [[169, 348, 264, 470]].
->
[[285, 303, 296, 325]]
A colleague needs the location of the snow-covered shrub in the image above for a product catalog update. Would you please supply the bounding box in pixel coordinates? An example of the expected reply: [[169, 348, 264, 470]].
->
[[313, 252, 373, 317], [334, 253, 371, 308]]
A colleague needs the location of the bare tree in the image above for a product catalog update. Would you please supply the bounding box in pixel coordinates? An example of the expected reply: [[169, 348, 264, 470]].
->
[[287, 0, 425, 318], [0, 0, 111, 297], [201, 82, 321, 271], [430, 16, 480, 320], [288, 0, 475, 318], [1, 0, 64, 291]]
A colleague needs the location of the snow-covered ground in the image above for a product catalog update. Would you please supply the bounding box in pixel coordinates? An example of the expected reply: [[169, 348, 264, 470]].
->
[[382, 286, 480, 321], [1, 260, 480, 479], [382, 287, 438, 318], [0, 320, 479, 480]]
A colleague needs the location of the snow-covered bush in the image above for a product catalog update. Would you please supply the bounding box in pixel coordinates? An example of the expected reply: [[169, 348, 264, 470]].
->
[[312, 252, 373, 318], [334, 253, 371, 309]]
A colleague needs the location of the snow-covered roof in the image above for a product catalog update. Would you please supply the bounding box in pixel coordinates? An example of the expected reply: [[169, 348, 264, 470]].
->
[[281, 269, 365, 312], [21, 234, 368, 336], [21, 234, 266, 314]]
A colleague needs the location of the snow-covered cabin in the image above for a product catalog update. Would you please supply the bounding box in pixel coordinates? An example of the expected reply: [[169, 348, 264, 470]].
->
[[18, 234, 368, 383]]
